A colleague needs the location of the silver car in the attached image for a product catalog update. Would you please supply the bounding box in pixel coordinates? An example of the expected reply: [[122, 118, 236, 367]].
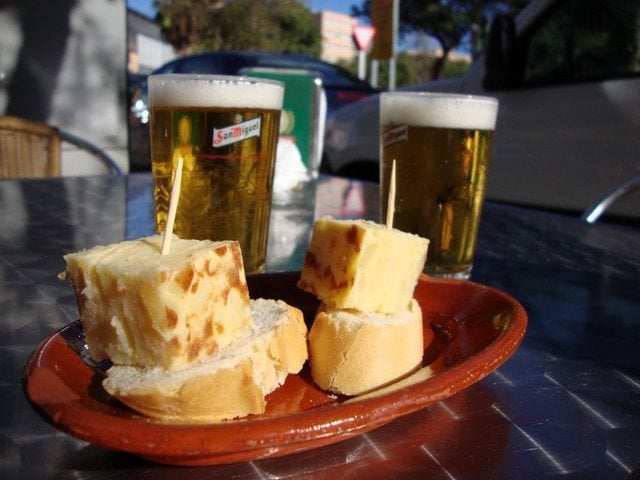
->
[[323, 0, 640, 221]]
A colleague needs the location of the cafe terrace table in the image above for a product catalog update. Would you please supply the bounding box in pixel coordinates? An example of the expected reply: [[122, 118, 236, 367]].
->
[[1, 173, 639, 479]]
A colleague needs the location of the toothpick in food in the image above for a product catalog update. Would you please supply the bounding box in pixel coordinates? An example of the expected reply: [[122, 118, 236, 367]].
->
[[385, 159, 396, 228], [161, 156, 184, 255]]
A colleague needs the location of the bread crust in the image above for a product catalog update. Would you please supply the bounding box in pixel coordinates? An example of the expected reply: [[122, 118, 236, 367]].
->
[[104, 359, 263, 423], [103, 299, 308, 423], [308, 299, 423, 396]]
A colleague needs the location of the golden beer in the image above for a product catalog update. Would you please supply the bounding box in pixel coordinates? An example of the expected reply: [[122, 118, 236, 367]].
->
[[380, 93, 498, 278], [149, 75, 284, 274]]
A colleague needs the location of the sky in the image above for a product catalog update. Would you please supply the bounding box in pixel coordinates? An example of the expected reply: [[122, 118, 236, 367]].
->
[[308, 0, 353, 15], [127, 0, 354, 18]]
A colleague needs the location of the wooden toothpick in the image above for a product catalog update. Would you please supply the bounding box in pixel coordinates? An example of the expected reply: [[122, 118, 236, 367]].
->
[[385, 159, 396, 228], [161, 156, 183, 255]]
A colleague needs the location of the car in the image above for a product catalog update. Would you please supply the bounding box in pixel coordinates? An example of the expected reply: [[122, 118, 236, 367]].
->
[[322, 0, 640, 222], [129, 50, 377, 126]]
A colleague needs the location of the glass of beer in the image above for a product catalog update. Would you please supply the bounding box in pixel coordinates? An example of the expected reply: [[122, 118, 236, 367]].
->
[[380, 92, 498, 279], [149, 74, 284, 274]]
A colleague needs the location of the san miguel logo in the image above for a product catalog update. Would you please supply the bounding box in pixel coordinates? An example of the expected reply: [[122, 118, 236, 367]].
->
[[382, 125, 408, 148], [212, 117, 261, 148]]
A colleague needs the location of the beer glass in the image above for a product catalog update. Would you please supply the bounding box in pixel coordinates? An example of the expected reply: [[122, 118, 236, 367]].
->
[[149, 74, 284, 274], [380, 92, 498, 279]]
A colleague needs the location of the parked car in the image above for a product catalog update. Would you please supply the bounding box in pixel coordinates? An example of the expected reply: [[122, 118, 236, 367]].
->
[[322, 0, 640, 221], [129, 51, 376, 127]]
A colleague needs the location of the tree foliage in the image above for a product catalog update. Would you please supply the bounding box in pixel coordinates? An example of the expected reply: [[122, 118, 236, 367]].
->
[[339, 52, 470, 89], [213, 0, 320, 55], [154, 0, 224, 55], [154, 0, 320, 57], [352, 0, 528, 79]]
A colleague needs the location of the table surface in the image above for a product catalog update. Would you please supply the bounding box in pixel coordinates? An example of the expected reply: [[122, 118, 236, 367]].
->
[[1, 173, 639, 479]]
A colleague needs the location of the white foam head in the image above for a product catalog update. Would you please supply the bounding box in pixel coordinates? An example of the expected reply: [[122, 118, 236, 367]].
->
[[148, 74, 284, 110], [380, 92, 498, 130]]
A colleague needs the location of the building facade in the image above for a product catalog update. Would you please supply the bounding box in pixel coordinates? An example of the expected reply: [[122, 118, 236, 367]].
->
[[127, 10, 175, 75], [315, 10, 357, 64], [0, 1, 129, 174]]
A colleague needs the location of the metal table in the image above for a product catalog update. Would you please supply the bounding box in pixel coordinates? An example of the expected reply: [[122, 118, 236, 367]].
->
[[1, 173, 638, 479]]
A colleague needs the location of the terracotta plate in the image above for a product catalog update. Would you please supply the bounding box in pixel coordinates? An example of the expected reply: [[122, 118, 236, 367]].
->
[[23, 272, 527, 466]]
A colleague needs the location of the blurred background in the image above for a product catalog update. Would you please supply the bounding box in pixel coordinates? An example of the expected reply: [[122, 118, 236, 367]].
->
[[1, 0, 638, 223]]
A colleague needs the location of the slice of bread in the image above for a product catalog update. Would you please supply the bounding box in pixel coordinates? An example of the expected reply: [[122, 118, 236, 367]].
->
[[103, 298, 308, 424], [308, 299, 423, 396], [63, 234, 253, 371]]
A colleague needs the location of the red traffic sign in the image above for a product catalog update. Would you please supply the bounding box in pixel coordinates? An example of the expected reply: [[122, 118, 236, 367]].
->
[[353, 25, 377, 51]]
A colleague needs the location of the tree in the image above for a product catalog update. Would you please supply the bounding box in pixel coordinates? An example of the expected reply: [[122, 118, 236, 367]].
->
[[154, 0, 224, 55], [214, 0, 320, 56], [400, 0, 470, 79], [155, 0, 321, 57], [353, 0, 528, 80]]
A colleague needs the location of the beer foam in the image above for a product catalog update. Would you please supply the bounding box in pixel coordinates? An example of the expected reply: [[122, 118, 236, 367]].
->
[[380, 92, 498, 130], [149, 74, 284, 110]]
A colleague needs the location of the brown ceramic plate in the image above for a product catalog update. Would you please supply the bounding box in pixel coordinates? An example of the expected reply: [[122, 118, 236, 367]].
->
[[23, 271, 526, 466]]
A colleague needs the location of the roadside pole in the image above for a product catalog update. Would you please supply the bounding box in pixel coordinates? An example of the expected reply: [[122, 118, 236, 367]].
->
[[353, 25, 376, 81], [370, 0, 398, 90], [370, 59, 379, 87], [389, 0, 399, 90]]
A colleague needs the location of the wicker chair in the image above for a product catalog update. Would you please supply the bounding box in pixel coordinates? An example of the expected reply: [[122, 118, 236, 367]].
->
[[0, 115, 61, 178], [0, 115, 122, 178]]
